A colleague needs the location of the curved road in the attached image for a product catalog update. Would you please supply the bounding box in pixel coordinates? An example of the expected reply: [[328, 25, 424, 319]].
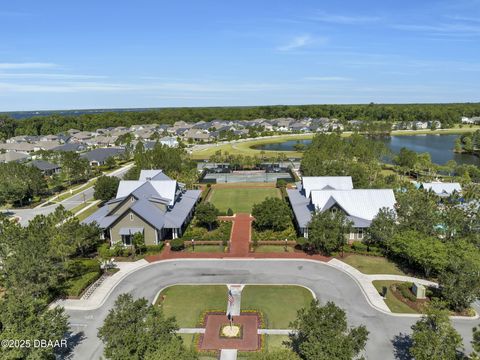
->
[[66, 259, 477, 360]]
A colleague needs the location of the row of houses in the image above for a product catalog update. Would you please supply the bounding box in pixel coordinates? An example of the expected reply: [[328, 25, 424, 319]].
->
[[287, 176, 463, 239], [461, 116, 480, 125]]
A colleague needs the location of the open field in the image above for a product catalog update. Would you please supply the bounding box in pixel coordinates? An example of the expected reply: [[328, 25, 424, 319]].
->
[[189, 134, 313, 159], [241, 285, 313, 328], [157, 285, 228, 327], [340, 254, 406, 275], [208, 185, 280, 213], [372, 280, 419, 314]]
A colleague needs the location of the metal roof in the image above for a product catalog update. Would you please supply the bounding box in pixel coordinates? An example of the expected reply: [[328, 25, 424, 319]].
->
[[163, 190, 201, 228], [302, 176, 353, 198], [286, 188, 313, 228], [311, 189, 396, 221], [421, 182, 462, 196]]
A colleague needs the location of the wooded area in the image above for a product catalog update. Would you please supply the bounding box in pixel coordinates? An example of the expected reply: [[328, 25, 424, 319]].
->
[[1, 102, 480, 138]]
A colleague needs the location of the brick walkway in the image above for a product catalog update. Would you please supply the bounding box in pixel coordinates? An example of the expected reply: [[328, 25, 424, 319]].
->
[[145, 213, 330, 263], [199, 313, 260, 351]]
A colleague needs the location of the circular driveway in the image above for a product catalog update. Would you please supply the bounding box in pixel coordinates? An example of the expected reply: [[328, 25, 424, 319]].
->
[[67, 259, 476, 360]]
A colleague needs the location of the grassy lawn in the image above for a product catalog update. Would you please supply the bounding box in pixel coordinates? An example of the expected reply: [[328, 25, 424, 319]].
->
[[340, 254, 405, 275], [186, 244, 225, 253], [157, 285, 228, 327], [254, 245, 294, 253], [372, 280, 419, 314], [76, 203, 101, 221], [190, 134, 313, 160], [241, 285, 313, 328], [208, 187, 280, 213], [265, 335, 290, 351]]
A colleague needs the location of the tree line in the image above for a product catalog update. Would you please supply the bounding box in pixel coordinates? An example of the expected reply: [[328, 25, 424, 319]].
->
[[1, 102, 480, 138]]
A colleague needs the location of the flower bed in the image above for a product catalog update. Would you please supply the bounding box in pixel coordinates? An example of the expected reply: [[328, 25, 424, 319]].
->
[[219, 324, 243, 339]]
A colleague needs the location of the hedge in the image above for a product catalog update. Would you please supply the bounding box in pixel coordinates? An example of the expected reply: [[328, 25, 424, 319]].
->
[[66, 271, 101, 298], [65, 258, 101, 278], [182, 221, 232, 241], [251, 226, 297, 241]]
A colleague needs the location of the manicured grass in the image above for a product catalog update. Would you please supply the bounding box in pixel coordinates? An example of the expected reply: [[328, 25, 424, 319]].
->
[[340, 254, 405, 275], [180, 333, 195, 348], [241, 285, 313, 328], [190, 134, 313, 160], [254, 245, 294, 253], [372, 280, 419, 314], [76, 203, 101, 221], [265, 335, 290, 351], [157, 285, 228, 327], [208, 187, 280, 213], [186, 244, 225, 253]]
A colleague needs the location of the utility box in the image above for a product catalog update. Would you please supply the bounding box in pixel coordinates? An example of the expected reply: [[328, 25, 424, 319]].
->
[[412, 283, 426, 299]]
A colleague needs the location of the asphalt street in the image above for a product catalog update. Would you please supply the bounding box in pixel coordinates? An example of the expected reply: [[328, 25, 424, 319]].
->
[[9, 163, 133, 225], [65, 259, 478, 360]]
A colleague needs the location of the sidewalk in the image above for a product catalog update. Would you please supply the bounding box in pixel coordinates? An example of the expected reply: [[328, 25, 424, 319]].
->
[[51, 259, 149, 311], [327, 258, 438, 314]]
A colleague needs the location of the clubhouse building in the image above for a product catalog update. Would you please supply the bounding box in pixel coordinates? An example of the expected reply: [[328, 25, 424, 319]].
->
[[287, 176, 396, 240], [83, 170, 201, 246]]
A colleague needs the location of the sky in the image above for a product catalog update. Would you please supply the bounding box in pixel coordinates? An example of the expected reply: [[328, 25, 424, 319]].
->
[[0, 0, 479, 111]]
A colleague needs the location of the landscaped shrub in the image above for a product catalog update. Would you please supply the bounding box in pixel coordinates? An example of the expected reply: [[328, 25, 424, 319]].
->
[[396, 282, 416, 302], [65, 258, 101, 278], [227, 208, 234, 216], [121, 248, 133, 257], [170, 238, 185, 251], [66, 271, 101, 297], [182, 221, 232, 241], [349, 242, 383, 256], [145, 244, 164, 254], [251, 225, 297, 241]]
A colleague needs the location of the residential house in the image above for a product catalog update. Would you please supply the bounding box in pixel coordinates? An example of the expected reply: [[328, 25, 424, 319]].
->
[[29, 160, 61, 175], [420, 182, 462, 197], [70, 131, 94, 143], [81, 147, 125, 166], [52, 143, 88, 152], [183, 128, 212, 142], [287, 176, 396, 240], [159, 136, 179, 148], [82, 169, 201, 245], [0, 151, 30, 163]]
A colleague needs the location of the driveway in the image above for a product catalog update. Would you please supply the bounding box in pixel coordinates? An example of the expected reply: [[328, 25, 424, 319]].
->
[[65, 259, 477, 360]]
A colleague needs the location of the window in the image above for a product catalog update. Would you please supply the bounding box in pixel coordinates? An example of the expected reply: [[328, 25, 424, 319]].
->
[[131, 197, 134, 202], [358, 229, 364, 239], [122, 235, 132, 246], [129, 213, 133, 221], [349, 232, 355, 240]]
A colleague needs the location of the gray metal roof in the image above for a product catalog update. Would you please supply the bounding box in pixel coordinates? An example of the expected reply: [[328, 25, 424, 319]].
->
[[29, 159, 60, 171], [82, 205, 119, 228], [81, 147, 124, 162], [130, 200, 165, 230], [286, 188, 313, 228], [164, 190, 201, 228]]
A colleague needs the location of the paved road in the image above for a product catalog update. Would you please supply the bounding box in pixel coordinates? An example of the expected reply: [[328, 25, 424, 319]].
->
[[10, 163, 133, 225], [65, 259, 478, 360]]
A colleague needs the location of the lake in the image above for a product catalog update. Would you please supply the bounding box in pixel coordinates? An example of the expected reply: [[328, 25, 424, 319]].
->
[[253, 135, 479, 166]]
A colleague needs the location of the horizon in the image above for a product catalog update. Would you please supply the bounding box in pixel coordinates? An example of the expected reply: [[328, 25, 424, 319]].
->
[[1, 0, 479, 111]]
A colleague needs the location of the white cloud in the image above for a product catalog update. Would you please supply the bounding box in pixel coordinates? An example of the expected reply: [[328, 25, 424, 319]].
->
[[277, 34, 326, 51], [0, 62, 57, 69], [0, 73, 107, 79], [311, 12, 380, 25], [304, 76, 352, 81]]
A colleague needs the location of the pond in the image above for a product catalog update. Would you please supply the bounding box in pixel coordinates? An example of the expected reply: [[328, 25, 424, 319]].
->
[[252, 135, 479, 166]]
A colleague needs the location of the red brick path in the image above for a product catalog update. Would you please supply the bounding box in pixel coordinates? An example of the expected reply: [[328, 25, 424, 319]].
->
[[199, 314, 260, 351], [144, 214, 330, 263]]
